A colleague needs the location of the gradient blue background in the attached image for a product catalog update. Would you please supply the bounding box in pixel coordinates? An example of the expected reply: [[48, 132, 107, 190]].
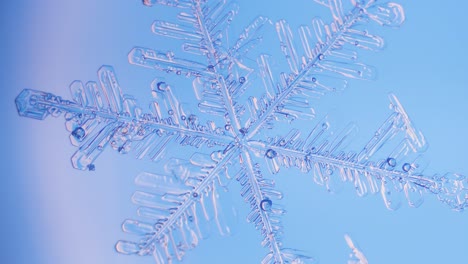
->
[[2, 1, 467, 263]]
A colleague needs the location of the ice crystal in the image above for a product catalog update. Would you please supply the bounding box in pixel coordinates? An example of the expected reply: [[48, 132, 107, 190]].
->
[[345, 235, 368, 264], [14, 0, 467, 263]]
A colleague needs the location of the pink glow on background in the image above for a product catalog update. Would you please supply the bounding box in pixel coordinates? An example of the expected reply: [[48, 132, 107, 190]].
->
[[22, 2, 108, 264], [6, 1, 133, 263], [3, 0, 467, 263]]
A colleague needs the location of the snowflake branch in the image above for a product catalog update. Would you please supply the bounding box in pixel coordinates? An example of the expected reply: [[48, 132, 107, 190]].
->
[[117, 146, 239, 260], [15, 66, 232, 170], [239, 149, 313, 263], [245, 0, 404, 138]]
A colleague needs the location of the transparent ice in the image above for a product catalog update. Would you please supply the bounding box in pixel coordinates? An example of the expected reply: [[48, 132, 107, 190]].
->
[[14, 0, 467, 263]]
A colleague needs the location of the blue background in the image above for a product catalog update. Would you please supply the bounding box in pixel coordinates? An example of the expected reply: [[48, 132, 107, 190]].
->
[[1, 0, 467, 263]]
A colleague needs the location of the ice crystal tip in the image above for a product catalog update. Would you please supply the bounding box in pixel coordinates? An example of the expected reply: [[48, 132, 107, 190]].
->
[[345, 234, 368, 264], [388, 93, 427, 152], [16, 89, 53, 120], [366, 2, 406, 28], [15, 0, 466, 263]]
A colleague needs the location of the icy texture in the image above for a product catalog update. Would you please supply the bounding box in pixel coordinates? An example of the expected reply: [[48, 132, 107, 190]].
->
[[345, 235, 368, 264], [14, 0, 468, 263]]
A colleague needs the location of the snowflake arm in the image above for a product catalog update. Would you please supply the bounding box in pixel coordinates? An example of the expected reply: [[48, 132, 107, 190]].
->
[[129, 0, 269, 133], [15, 66, 231, 170], [245, 0, 405, 138], [248, 94, 468, 211], [116, 148, 238, 262], [238, 149, 315, 263]]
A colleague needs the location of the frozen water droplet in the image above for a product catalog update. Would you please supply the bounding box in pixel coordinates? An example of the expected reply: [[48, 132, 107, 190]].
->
[[402, 163, 411, 172], [118, 146, 125, 153], [181, 115, 186, 120], [72, 127, 86, 140], [239, 128, 247, 135], [311, 77, 317, 82], [260, 198, 272, 211], [354, 41, 359, 46], [157, 82, 168, 91], [322, 123, 328, 129], [318, 53, 324, 60], [188, 114, 198, 125], [239, 76, 246, 84], [168, 109, 174, 115], [156, 129, 163, 136], [192, 192, 199, 198], [29, 95, 38, 105], [224, 124, 231, 131], [87, 164, 95, 171], [265, 149, 277, 159], [326, 168, 333, 175], [386, 157, 396, 167]]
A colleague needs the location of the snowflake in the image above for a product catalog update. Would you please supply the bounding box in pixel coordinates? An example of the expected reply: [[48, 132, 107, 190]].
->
[[14, 0, 468, 263]]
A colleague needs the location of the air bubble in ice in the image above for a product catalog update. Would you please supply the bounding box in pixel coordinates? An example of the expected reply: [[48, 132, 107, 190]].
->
[[386, 157, 396, 167], [265, 149, 277, 159], [157, 82, 168, 91], [260, 198, 272, 211], [72, 127, 86, 140], [402, 163, 411, 172]]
